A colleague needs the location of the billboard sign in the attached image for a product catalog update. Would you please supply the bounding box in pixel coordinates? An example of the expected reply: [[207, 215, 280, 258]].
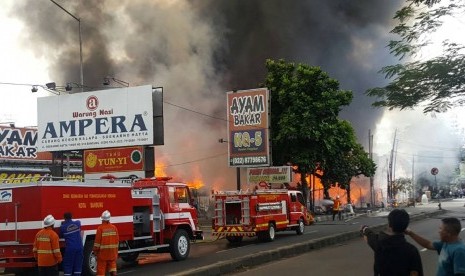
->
[[0, 172, 82, 184], [37, 85, 154, 152], [227, 88, 270, 167], [247, 166, 292, 184], [0, 126, 52, 161], [84, 146, 145, 175]]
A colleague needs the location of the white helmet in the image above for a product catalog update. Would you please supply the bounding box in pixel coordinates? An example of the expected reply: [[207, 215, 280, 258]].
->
[[43, 215, 56, 227], [101, 210, 111, 221]]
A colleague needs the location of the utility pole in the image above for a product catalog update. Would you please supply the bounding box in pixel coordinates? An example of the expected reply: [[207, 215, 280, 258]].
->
[[388, 129, 397, 202], [412, 155, 415, 207], [219, 138, 241, 191], [50, 0, 84, 91], [368, 129, 374, 207], [385, 158, 389, 206]]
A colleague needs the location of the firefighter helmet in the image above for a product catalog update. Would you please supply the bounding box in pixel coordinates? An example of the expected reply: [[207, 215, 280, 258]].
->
[[101, 210, 111, 221], [43, 215, 56, 227]]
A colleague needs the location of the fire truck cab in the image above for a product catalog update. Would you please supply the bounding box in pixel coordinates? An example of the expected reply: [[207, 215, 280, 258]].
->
[[212, 188, 313, 244], [0, 177, 203, 275]]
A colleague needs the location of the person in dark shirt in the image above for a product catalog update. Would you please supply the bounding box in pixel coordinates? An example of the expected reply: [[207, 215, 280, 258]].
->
[[60, 212, 84, 276], [361, 209, 423, 276]]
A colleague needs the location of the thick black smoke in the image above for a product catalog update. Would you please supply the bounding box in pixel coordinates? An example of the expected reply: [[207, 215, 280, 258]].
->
[[196, 1, 403, 143], [10, 0, 403, 189]]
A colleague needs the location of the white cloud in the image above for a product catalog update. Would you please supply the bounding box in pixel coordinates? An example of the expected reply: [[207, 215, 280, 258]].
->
[[0, 3, 51, 127]]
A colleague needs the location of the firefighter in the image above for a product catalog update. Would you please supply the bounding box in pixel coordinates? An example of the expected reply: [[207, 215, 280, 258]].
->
[[33, 215, 63, 276], [332, 196, 342, 221], [60, 212, 83, 276], [93, 210, 119, 276]]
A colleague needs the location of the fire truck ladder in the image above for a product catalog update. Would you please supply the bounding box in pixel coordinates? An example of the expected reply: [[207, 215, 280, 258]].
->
[[214, 199, 223, 226], [241, 197, 250, 225], [152, 193, 164, 232]]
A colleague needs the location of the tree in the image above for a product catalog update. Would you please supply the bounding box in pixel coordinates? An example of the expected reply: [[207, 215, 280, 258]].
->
[[392, 177, 413, 198], [366, 1, 465, 113], [264, 59, 375, 206], [321, 133, 377, 205]]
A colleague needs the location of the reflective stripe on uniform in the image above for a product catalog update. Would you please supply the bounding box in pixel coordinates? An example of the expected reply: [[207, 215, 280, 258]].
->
[[100, 244, 118, 249]]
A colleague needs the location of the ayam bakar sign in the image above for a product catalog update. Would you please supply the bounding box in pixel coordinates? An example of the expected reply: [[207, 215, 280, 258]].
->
[[37, 85, 154, 152], [0, 126, 52, 160], [227, 88, 270, 167]]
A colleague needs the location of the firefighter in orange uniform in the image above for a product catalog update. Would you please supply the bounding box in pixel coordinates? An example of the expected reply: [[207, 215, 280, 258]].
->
[[332, 196, 342, 221], [33, 215, 63, 276], [93, 210, 119, 276]]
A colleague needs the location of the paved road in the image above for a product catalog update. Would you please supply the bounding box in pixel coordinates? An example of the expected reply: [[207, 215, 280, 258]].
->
[[169, 199, 455, 276], [229, 199, 465, 276]]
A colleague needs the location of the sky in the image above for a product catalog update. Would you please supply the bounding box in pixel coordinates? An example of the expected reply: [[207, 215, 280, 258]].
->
[[1, 1, 464, 198]]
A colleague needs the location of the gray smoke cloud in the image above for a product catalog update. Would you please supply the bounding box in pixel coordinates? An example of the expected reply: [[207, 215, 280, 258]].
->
[[9, 0, 407, 190]]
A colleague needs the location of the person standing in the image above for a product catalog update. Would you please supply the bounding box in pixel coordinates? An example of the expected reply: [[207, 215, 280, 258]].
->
[[93, 210, 119, 276], [405, 217, 465, 276], [361, 209, 423, 276], [332, 196, 342, 221], [33, 215, 63, 276], [60, 212, 84, 276]]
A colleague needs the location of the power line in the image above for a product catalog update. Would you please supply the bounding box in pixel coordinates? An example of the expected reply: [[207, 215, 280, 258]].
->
[[0, 82, 37, 87], [155, 152, 227, 168], [164, 100, 272, 133], [396, 150, 459, 159], [164, 101, 227, 122], [157, 146, 227, 156], [397, 138, 462, 151], [1, 82, 269, 130]]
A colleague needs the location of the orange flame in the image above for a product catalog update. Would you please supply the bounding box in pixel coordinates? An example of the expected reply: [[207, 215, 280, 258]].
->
[[155, 158, 205, 190], [293, 171, 370, 205], [186, 179, 205, 190], [155, 160, 168, 177]]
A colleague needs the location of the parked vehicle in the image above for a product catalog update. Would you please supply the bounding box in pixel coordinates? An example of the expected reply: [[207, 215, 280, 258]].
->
[[212, 188, 313, 244], [0, 177, 203, 275]]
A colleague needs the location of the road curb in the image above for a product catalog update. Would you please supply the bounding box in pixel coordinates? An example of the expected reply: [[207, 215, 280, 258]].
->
[[175, 209, 445, 276], [313, 212, 359, 222]]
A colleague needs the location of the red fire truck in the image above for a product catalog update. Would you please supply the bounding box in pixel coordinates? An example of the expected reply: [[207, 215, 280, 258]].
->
[[212, 188, 313, 243], [0, 177, 203, 275]]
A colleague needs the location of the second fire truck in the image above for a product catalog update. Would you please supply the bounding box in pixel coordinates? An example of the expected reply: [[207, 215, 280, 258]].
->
[[212, 188, 313, 243]]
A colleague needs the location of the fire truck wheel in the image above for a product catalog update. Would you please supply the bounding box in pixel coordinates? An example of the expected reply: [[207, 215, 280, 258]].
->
[[226, 236, 243, 244], [83, 240, 97, 276], [170, 229, 190, 261], [296, 219, 305, 235], [260, 223, 275, 242]]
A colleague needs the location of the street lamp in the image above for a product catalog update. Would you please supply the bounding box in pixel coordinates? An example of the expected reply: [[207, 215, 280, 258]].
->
[[103, 77, 130, 87], [50, 0, 83, 92]]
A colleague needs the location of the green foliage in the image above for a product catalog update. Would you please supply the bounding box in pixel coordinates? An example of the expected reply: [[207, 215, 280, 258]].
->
[[393, 177, 413, 197], [264, 59, 376, 203], [366, 1, 465, 113]]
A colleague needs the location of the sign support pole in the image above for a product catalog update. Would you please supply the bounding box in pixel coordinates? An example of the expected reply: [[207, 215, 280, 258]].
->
[[236, 167, 241, 191]]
